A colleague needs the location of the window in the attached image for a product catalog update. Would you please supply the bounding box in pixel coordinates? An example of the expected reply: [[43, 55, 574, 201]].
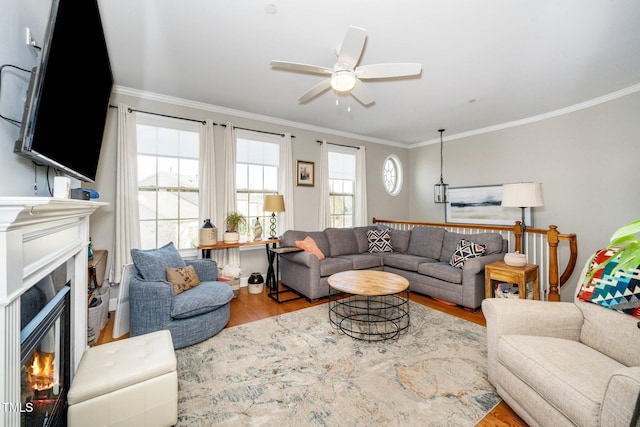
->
[[383, 154, 403, 196], [328, 147, 356, 228], [136, 115, 200, 250], [235, 130, 280, 239]]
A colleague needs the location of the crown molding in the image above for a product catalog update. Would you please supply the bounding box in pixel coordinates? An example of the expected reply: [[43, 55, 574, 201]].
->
[[114, 83, 640, 150], [112, 86, 406, 148], [408, 83, 640, 149]]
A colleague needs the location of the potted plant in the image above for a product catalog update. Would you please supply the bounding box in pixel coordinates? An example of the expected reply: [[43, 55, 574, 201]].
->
[[223, 211, 246, 243], [584, 218, 640, 284]]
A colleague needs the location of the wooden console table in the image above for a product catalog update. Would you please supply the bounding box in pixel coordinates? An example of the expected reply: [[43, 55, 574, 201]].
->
[[197, 239, 281, 292], [197, 238, 281, 259]]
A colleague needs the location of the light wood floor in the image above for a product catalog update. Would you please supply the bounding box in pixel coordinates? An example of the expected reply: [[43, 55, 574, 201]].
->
[[98, 286, 527, 426]]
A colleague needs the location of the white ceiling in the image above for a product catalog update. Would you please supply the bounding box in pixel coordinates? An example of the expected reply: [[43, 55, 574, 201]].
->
[[97, 0, 640, 146]]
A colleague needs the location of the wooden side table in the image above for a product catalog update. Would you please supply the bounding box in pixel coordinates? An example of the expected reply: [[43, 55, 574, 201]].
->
[[88, 249, 108, 291], [485, 260, 540, 300]]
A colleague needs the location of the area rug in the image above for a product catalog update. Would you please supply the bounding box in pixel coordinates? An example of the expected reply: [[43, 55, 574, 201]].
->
[[175, 301, 501, 426]]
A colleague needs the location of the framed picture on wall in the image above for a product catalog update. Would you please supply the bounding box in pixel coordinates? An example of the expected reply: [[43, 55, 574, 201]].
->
[[296, 160, 314, 186], [445, 185, 532, 226]]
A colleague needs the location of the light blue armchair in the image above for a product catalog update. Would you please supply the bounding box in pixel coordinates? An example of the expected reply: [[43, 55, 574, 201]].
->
[[129, 243, 233, 349]]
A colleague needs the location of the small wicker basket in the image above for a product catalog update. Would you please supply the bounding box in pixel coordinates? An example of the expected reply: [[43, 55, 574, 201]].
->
[[494, 282, 533, 299]]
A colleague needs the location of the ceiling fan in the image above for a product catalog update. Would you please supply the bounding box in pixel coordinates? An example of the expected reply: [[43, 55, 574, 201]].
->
[[270, 26, 422, 106]]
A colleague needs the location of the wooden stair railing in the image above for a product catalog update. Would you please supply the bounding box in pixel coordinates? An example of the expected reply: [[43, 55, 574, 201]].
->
[[372, 218, 578, 301]]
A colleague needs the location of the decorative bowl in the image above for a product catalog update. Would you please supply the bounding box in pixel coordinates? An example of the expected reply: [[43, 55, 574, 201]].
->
[[504, 252, 527, 267]]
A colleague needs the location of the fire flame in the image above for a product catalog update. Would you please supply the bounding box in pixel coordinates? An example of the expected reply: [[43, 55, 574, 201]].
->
[[27, 351, 58, 393]]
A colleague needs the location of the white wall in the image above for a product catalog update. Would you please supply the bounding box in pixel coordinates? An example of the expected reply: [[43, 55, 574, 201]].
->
[[409, 92, 640, 300]]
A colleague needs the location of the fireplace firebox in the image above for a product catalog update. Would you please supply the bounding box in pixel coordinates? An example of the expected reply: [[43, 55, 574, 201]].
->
[[20, 285, 70, 427]]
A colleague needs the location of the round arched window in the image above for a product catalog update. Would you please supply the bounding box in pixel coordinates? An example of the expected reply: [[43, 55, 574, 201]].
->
[[382, 155, 402, 196]]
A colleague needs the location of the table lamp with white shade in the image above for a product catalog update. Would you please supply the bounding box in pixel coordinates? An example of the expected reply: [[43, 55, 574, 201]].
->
[[263, 195, 285, 239], [501, 182, 544, 254]]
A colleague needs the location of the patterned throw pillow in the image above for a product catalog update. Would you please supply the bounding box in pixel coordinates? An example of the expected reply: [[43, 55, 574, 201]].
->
[[577, 248, 640, 318], [367, 229, 393, 253], [166, 265, 201, 295], [449, 239, 486, 268]]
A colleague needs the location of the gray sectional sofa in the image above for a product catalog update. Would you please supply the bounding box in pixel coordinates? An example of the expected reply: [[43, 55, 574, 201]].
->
[[280, 226, 508, 311]]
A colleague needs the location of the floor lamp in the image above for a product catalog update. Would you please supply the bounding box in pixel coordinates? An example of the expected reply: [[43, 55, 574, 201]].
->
[[501, 183, 544, 254], [263, 195, 285, 239]]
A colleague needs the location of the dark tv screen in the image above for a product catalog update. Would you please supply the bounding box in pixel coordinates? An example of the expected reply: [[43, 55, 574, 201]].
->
[[14, 0, 113, 183]]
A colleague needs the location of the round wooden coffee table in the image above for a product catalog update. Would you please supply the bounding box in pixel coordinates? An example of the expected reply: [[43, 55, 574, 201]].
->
[[327, 270, 410, 341]]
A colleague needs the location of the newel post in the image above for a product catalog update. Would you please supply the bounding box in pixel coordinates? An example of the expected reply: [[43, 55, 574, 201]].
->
[[547, 225, 560, 301]]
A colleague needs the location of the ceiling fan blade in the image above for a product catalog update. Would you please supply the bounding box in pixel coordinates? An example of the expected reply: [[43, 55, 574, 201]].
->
[[350, 79, 374, 106], [337, 26, 367, 68], [355, 63, 422, 79], [298, 78, 332, 103], [270, 60, 333, 75]]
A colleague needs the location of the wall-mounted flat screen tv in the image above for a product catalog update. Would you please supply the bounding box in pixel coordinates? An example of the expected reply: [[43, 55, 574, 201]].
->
[[14, 0, 113, 183]]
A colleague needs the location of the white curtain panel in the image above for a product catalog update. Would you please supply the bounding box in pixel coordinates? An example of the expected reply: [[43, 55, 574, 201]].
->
[[355, 145, 368, 226], [198, 119, 217, 245], [211, 123, 240, 270], [318, 140, 331, 230], [109, 103, 141, 284], [279, 132, 295, 232]]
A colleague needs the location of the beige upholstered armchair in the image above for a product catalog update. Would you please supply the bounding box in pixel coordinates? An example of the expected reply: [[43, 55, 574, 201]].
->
[[482, 255, 640, 427]]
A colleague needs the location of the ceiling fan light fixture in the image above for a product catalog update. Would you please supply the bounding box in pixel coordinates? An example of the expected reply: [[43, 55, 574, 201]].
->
[[330, 70, 356, 92]]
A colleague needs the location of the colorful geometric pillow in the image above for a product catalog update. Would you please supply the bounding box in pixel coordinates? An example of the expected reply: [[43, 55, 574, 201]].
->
[[166, 265, 201, 295], [449, 239, 486, 268], [367, 229, 393, 253], [295, 236, 325, 260], [577, 248, 640, 318]]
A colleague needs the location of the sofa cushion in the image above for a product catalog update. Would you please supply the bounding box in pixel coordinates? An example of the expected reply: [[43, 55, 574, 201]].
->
[[171, 281, 233, 319], [439, 232, 503, 262], [497, 334, 625, 427], [417, 263, 463, 284], [166, 265, 201, 295], [577, 299, 640, 367], [449, 239, 487, 268], [131, 242, 186, 281], [295, 236, 325, 260], [382, 253, 437, 272], [354, 226, 376, 253], [325, 228, 358, 257], [577, 248, 640, 319], [319, 257, 353, 277], [389, 229, 411, 253], [337, 254, 384, 270], [367, 229, 393, 252], [407, 226, 446, 259]]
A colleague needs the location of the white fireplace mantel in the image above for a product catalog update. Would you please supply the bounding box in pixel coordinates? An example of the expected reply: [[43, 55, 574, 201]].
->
[[0, 197, 106, 426]]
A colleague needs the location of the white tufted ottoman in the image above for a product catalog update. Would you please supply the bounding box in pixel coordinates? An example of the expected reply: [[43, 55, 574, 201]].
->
[[67, 330, 177, 427]]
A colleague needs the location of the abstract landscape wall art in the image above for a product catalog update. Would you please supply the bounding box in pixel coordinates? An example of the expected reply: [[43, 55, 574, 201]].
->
[[445, 185, 532, 226]]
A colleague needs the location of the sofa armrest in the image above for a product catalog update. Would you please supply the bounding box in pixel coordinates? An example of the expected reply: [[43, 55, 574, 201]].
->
[[463, 253, 505, 275], [282, 250, 319, 268], [482, 298, 584, 340], [186, 259, 218, 281], [129, 276, 174, 335], [601, 367, 640, 427]]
